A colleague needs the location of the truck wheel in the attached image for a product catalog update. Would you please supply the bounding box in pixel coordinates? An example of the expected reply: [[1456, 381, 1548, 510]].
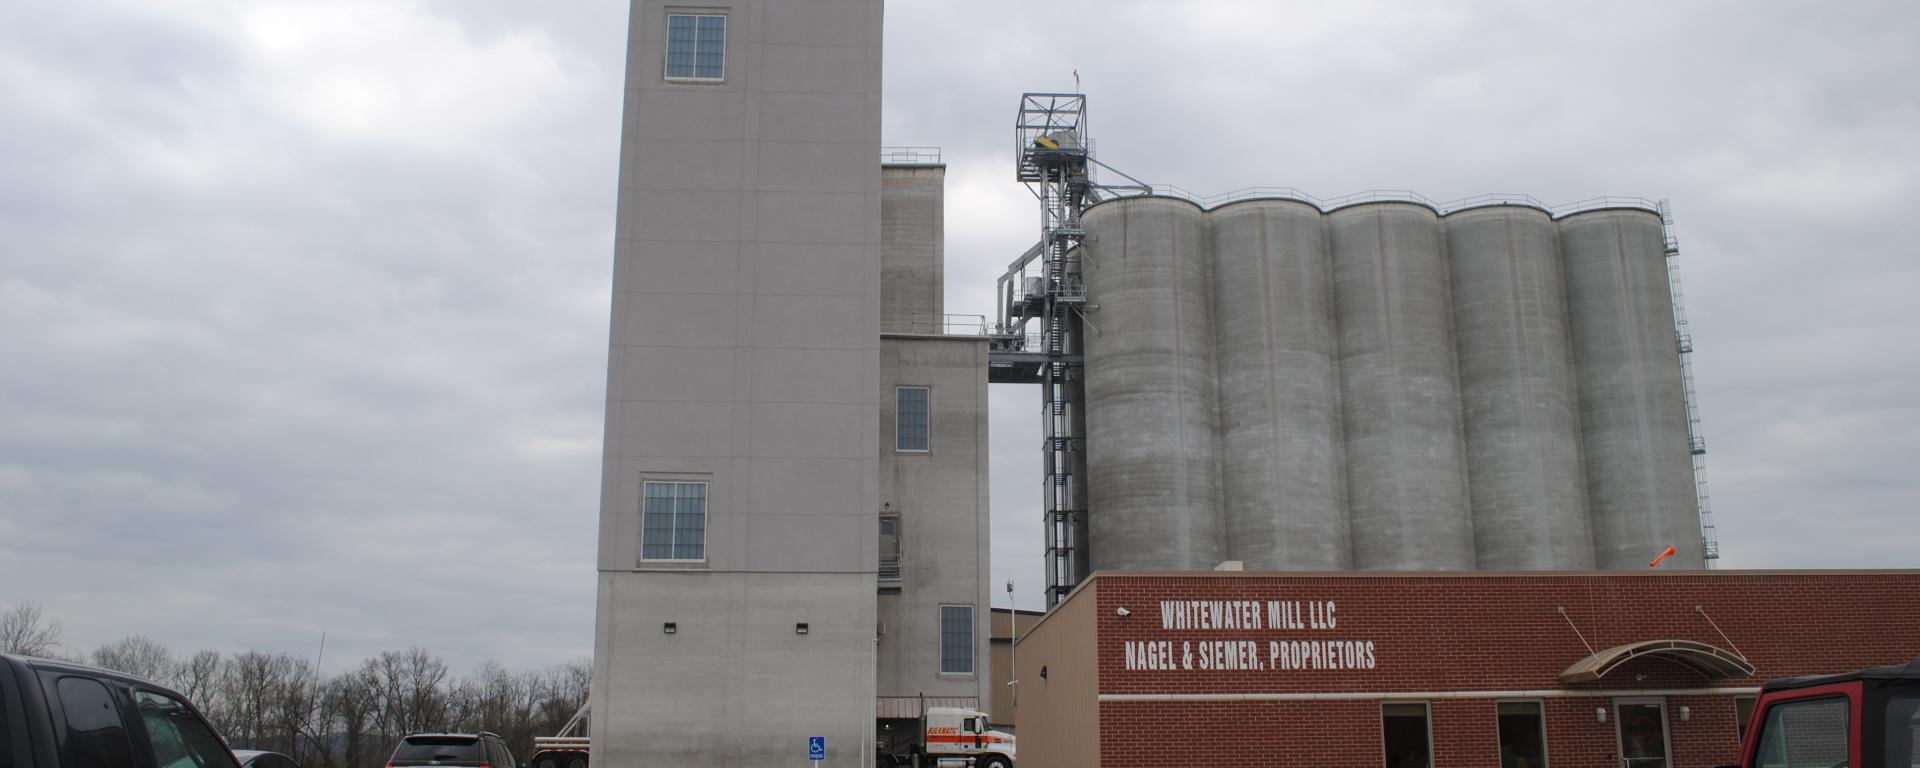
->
[[875, 754, 899, 768], [978, 755, 1011, 768], [535, 756, 559, 768], [565, 757, 588, 768]]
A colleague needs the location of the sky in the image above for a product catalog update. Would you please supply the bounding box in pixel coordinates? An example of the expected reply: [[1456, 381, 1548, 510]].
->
[[2, 0, 1917, 676]]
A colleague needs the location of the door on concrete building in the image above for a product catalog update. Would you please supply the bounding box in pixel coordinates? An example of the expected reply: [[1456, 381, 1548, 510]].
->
[[1615, 698, 1671, 768]]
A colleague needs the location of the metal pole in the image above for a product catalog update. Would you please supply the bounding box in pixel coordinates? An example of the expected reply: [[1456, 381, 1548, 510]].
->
[[1005, 579, 1017, 712]]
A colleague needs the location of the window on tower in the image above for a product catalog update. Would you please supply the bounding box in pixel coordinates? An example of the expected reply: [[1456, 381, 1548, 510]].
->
[[896, 386, 930, 452], [641, 480, 707, 561], [664, 13, 726, 81], [939, 605, 973, 675]]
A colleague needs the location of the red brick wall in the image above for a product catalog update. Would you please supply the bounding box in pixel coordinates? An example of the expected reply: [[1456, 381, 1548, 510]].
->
[[1075, 571, 1920, 768]]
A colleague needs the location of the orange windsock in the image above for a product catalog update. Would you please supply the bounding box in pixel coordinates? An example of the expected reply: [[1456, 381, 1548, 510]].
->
[[1649, 545, 1678, 568]]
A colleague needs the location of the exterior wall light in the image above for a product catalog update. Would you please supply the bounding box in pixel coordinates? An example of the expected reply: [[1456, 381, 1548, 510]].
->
[[1679, 706, 1691, 721], [1596, 707, 1608, 723], [663, 622, 677, 635], [1115, 607, 1131, 617], [796, 622, 810, 635]]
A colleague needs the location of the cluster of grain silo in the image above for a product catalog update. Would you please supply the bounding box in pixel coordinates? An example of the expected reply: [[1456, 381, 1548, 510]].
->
[[1079, 195, 1703, 573]]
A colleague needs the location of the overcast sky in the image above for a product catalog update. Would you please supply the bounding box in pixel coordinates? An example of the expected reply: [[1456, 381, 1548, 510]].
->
[[3, 0, 1916, 675]]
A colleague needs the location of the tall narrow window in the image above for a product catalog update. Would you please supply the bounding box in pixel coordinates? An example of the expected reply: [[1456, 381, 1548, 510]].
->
[[1499, 702, 1548, 768], [896, 387, 930, 452], [664, 13, 726, 81], [1382, 703, 1431, 768], [642, 481, 707, 561], [939, 605, 974, 674]]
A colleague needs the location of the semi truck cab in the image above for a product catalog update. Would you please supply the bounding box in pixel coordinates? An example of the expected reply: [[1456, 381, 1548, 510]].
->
[[877, 706, 1015, 768], [1731, 659, 1920, 768]]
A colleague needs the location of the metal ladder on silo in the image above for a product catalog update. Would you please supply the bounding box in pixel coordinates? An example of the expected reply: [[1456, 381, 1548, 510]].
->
[[1660, 200, 1719, 564]]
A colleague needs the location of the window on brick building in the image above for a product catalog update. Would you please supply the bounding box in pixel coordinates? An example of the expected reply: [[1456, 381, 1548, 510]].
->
[[1499, 701, 1548, 768], [1737, 696, 1756, 738], [1382, 702, 1431, 768]]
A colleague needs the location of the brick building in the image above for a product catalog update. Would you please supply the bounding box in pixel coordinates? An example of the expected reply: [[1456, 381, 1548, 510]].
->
[[1013, 571, 1920, 768]]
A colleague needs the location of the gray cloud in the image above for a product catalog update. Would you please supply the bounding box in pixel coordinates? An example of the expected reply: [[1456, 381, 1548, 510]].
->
[[3, 0, 1916, 672]]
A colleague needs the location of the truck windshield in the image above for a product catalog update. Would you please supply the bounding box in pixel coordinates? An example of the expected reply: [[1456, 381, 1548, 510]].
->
[[1889, 697, 1919, 768], [1754, 696, 1848, 768]]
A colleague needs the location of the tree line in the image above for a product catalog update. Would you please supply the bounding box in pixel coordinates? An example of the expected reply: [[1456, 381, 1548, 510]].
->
[[2, 601, 591, 768]]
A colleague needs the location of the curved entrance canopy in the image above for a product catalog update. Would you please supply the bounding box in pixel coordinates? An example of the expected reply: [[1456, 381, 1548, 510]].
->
[[1560, 639, 1755, 684]]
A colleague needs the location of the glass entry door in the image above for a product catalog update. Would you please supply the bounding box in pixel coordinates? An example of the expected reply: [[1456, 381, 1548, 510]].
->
[[1615, 698, 1671, 768]]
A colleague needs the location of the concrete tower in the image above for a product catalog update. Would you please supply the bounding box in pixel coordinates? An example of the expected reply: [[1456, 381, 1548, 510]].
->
[[591, 1, 884, 765]]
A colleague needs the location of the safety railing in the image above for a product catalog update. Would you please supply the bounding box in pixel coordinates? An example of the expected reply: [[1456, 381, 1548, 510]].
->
[[883, 313, 988, 336], [1106, 186, 1662, 218], [880, 146, 942, 165]]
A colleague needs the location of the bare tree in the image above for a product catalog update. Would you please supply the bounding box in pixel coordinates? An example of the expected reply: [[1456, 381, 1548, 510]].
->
[[329, 665, 381, 768], [0, 601, 63, 656], [92, 635, 175, 680], [175, 650, 225, 707]]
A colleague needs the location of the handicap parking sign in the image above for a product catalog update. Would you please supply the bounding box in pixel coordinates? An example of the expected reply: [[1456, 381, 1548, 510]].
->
[[808, 736, 825, 761]]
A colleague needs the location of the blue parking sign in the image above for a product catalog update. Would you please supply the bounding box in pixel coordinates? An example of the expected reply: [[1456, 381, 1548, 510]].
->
[[808, 736, 826, 761]]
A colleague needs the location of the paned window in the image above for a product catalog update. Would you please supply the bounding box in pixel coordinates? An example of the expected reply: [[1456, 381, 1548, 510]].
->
[[896, 387, 930, 452], [1498, 701, 1548, 768], [665, 13, 726, 81], [642, 481, 707, 561], [939, 605, 973, 674], [1382, 702, 1431, 768]]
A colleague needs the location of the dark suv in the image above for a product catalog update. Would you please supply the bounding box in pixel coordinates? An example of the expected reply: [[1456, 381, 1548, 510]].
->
[[1, 651, 239, 768], [387, 733, 515, 768]]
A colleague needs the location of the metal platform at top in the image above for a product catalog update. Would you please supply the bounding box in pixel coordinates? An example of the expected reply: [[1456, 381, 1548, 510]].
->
[[1015, 93, 1091, 182]]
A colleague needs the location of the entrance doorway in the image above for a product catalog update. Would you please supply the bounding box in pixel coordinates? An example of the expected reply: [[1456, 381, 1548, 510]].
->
[[1614, 698, 1671, 768]]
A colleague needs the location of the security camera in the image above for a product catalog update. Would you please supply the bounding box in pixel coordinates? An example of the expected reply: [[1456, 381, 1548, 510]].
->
[[1115, 607, 1131, 617]]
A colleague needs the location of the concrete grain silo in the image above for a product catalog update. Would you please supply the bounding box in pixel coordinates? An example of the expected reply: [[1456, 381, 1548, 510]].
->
[[1446, 206, 1596, 569], [1080, 197, 1224, 571], [1559, 209, 1705, 569], [1209, 199, 1349, 570], [1013, 184, 1709, 584], [1329, 203, 1477, 570]]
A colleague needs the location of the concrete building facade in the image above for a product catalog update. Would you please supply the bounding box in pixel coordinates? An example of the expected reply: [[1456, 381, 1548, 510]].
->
[[592, 1, 886, 765], [877, 161, 994, 741], [591, 5, 990, 759]]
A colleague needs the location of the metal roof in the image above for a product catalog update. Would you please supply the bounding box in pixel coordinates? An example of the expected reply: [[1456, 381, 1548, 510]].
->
[[1560, 639, 1755, 684], [876, 696, 979, 719]]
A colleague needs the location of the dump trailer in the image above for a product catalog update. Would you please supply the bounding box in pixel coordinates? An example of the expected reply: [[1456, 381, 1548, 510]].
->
[[528, 701, 591, 768], [1730, 658, 1920, 768], [876, 705, 1015, 768]]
